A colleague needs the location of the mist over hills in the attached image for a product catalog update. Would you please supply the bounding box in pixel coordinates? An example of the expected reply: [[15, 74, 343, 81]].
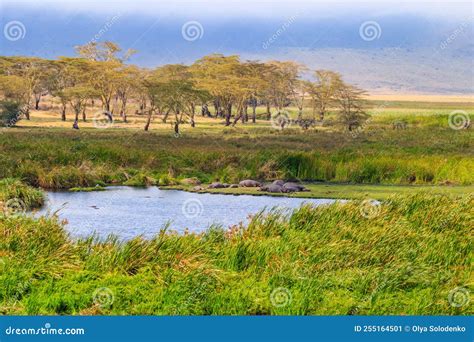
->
[[1, 2, 473, 94]]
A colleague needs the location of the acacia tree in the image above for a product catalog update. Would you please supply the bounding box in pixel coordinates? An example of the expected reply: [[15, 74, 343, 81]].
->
[[243, 62, 274, 123], [88, 60, 121, 112], [0, 75, 30, 125], [306, 70, 343, 121], [334, 83, 369, 131], [46, 60, 72, 121], [59, 57, 98, 128], [142, 64, 187, 130], [0, 57, 49, 119], [75, 42, 137, 114], [230, 61, 265, 125], [63, 86, 97, 128], [165, 80, 209, 134], [191, 54, 244, 126], [142, 65, 209, 132], [75, 41, 136, 63], [261, 61, 302, 121], [115, 65, 140, 123], [0, 75, 30, 107], [32, 65, 53, 110], [142, 71, 169, 131], [291, 79, 308, 121]]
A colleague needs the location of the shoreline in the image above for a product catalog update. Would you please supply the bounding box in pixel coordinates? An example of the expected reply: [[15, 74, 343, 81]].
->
[[33, 182, 474, 201], [157, 183, 473, 200]]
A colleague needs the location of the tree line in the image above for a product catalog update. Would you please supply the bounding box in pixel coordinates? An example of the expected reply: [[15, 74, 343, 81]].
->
[[0, 41, 369, 133]]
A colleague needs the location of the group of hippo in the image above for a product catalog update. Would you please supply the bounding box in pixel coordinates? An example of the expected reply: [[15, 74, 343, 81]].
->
[[196, 179, 309, 193]]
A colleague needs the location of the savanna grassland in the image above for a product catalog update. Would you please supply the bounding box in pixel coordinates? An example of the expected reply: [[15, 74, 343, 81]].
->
[[1, 99, 473, 190], [0, 189, 472, 315], [0, 98, 473, 315]]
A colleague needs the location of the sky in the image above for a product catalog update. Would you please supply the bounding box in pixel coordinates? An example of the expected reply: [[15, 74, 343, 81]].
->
[[1, 0, 473, 93], [2, 0, 472, 19]]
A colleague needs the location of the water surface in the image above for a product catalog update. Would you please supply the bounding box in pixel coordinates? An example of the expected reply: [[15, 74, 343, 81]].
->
[[36, 187, 336, 240]]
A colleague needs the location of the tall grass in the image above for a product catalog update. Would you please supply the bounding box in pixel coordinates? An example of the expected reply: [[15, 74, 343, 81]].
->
[[0, 178, 44, 208], [0, 124, 472, 188], [0, 194, 471, 315]]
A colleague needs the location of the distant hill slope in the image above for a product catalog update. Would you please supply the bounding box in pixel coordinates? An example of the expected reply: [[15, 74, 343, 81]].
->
[[1, 6, 473, 95], [243, 46, 474, 95]]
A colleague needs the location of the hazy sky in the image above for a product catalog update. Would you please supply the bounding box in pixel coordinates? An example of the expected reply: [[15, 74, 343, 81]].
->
[[2, 0, 472, 20], [1, 0, 472, 93]]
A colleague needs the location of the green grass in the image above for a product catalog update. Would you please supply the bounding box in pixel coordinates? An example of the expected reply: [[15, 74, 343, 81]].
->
[[0, 110, 472, 189], [176, 183, 474, 200], [0, 178, 44, 209], [69, 186, 106, 192], [0, 193, 471, 315], [0, 103, 472, 315]]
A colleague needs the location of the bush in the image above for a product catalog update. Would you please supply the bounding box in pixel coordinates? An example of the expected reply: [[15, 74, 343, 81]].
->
[[0, 101, 22, 127]]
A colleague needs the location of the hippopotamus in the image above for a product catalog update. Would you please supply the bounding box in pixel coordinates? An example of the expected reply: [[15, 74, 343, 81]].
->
[[282, 182, 309, 192], [260, 184, 284, 193], [272, 180, 285, 186], [229, 184, 239, 188], [208, 182, 229, 189], [239, 179, 262, 187]]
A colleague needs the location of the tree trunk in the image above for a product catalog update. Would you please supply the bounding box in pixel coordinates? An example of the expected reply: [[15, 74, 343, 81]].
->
[[73, 111, 80, 129], [190, 104, 196, 127], [252, 104, 257, 123], [144, 109, 153, 131], [297, 109, 303, 121], [24, 107, 30, 120], [35, 97, 40, 110], [120, 99, 127, 123], [61, 105, 66, 121], [162, 109, 170, 123], [82, 105, 87, 122], [104, 99, 111, 112], [266, 103, 271, 120], [244, 105, 248, 122], [225, 103, 232, 126], [213, 100, 219, 117]]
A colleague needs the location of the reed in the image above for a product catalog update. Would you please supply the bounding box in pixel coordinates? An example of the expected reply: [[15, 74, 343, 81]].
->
[[0, 194, 471, 315]]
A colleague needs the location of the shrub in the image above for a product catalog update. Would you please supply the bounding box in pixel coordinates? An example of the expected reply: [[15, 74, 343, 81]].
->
[[0, 101, 22, 127]]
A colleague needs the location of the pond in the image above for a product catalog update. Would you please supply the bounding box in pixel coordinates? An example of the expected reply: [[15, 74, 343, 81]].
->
[[35, 186, 337, 240]]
